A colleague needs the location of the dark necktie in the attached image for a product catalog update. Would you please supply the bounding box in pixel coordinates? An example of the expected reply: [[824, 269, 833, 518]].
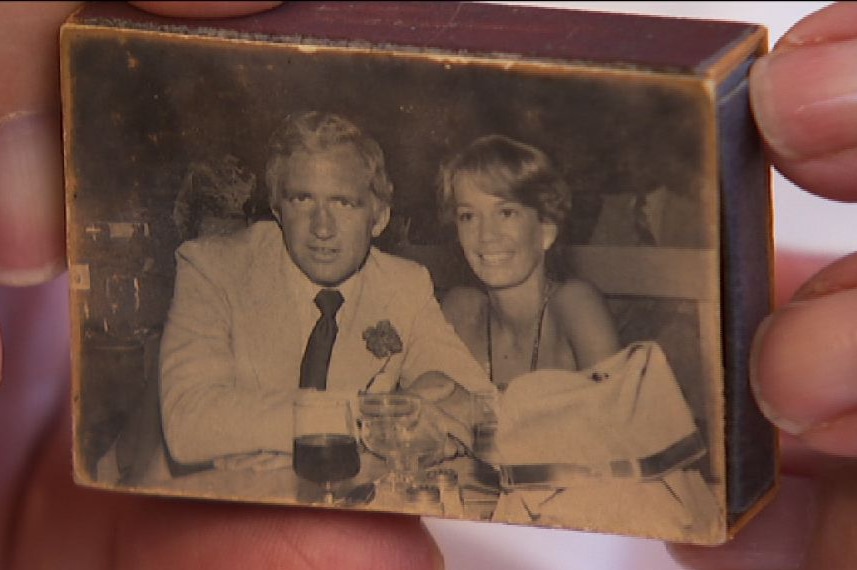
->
[[299, 289, 344, 390]]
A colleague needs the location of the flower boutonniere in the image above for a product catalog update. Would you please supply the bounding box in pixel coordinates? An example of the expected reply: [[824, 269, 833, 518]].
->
[[361, 320, 403, 392]]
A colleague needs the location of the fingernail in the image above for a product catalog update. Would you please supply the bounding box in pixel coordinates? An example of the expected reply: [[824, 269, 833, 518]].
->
[[750, 38, 857, 160], [751, 289, 857, 441], [749, 313, 810, 436], [755, 393, 812, 437], [0, 111, 66, 286]]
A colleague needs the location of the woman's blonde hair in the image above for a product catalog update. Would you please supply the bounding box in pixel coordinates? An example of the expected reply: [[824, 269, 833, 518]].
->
[[438, 134, 571, 226]]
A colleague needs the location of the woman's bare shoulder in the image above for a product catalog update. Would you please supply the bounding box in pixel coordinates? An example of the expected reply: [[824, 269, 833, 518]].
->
[[549, 278, 614, 330], [550, 278, 609, 308], [550, 278, 620, 366]]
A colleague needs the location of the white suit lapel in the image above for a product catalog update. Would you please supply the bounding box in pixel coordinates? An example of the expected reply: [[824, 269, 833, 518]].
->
[[245, 224, 306, 390], [329, 250, 401, 392]]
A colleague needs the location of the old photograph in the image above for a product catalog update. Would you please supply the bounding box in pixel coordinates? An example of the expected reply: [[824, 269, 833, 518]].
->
[[63, 6, 745, 545]]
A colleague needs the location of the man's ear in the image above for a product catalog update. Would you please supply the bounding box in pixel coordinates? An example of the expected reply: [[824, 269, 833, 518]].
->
[[541, 221, 558, 251], [371, 202, 391, 238]]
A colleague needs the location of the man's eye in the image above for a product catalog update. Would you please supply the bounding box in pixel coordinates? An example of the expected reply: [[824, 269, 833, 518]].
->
[[332, 197, 358, 208], [287, 194, 312, 204]]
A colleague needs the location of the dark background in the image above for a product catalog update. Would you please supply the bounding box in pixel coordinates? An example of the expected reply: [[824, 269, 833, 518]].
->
[[69, 33, 711, 245], [66, 32, 715, 482]]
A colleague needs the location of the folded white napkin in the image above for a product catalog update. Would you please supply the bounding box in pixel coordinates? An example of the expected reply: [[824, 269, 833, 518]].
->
[[491, 342, 722, 541], [496, 342, 700, 472]]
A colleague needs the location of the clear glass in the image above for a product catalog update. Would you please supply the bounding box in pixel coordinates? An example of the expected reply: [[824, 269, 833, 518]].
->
[[470, 390, 501, 487], [358, 393, 445, 492], [470, 391, 499, 461]]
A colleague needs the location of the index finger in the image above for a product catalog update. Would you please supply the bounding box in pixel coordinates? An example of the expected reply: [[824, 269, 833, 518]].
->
[[0, 2, 77, 286], [750, 2, 857, 202]]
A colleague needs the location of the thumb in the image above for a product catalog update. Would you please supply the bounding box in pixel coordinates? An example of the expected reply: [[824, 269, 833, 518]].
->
[[752, 251, 857, 458], [0, 3, 74, 286]]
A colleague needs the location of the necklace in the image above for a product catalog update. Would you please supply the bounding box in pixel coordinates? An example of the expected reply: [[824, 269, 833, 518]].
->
[[486, 281, 556, 386]]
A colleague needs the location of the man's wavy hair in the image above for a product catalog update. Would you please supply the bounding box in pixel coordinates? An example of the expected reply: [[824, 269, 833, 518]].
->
[[265, 111, 394, 209], [438, 134, 572, 229]]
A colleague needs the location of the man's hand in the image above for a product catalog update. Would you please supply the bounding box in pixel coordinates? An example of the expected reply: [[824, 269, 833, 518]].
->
[[406, 372, 481, 453]]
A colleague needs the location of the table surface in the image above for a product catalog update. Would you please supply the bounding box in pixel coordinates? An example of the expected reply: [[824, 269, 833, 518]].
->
[[153, 450, 501, 521]]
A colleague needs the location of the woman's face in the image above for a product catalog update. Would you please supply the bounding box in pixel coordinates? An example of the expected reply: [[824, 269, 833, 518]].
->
[[452, 171, 557, 290]]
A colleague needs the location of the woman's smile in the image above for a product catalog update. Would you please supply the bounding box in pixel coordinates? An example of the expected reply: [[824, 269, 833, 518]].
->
[[478, 251, 516, 266]]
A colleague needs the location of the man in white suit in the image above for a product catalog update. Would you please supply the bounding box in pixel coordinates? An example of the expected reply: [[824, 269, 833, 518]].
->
[[159, 112, 493, 465]]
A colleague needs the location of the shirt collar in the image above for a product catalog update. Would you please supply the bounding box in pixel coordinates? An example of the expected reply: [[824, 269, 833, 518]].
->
[[280, 246, 366, 320]]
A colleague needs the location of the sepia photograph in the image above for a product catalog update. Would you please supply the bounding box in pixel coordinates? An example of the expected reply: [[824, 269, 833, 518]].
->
[[62, 2, 774, 546]]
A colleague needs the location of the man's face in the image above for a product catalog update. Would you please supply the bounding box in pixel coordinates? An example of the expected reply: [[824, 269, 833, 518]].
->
[[274, 145, 390, 287]]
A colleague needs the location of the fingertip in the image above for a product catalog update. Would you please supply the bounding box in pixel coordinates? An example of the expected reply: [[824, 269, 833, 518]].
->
[[752, 285, 857, 456], [750, 38, 857, 159], [0, 111, 66, 287], [9, 389, 442, 570], [776, 2, 857, 49], [421, 519, 447, 570], [129, 2, 284, 19], [0, 260, 67, 288], [119, 503, 442, 570], [749, 2, 857, 203]]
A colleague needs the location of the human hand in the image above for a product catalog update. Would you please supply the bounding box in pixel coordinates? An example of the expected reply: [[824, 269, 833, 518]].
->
[[670, 3, 857, 568], [406, 372, 479, 454], [0, 3, 442, 569]]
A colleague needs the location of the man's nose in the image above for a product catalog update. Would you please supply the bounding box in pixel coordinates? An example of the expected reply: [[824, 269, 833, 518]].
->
[[310, 203, 336, 239]]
